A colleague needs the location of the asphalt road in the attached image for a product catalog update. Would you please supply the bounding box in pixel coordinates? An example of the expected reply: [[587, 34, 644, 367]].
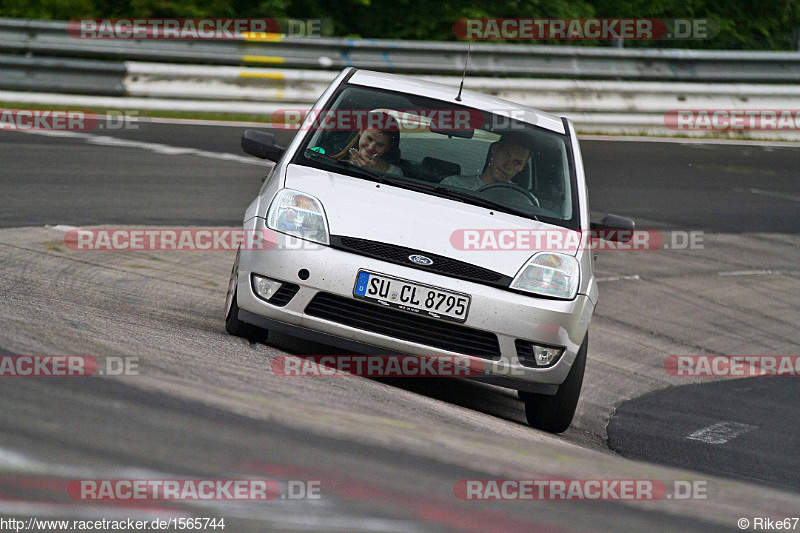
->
[[0, 375, 736, 532], [608, 377, 800, 494], [2, 120, 798, 232], [1, 122, 798, 530]]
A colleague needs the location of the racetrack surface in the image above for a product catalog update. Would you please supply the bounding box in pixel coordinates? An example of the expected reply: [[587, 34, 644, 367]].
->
[[3, 120, 799, 232], [1, 122, 798, 531], [608, 377, 800, 494]]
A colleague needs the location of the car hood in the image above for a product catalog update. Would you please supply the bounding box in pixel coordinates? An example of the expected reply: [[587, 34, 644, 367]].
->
[[280, 164, 578, 278]]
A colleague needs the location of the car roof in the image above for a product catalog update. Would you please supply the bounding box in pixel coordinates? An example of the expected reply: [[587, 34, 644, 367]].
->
[[347, 69, 566, 135]]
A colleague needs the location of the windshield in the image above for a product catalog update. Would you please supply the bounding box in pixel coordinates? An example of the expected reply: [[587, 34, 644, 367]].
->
[[293, 84, 578, 229]]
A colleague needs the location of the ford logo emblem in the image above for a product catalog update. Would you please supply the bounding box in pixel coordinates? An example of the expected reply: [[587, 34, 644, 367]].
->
[[408, 254, 433, 266]]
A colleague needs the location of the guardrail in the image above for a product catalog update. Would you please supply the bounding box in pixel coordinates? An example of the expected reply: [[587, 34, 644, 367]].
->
[[0, 54, 125, 95], [121, 62, 800, 111], [3, 18, 800, 82], [3, 18, 800, 138], [5, 60, 800, 139]]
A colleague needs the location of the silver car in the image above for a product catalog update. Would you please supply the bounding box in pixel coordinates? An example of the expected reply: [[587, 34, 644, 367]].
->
[[225, 68, 632, 432]]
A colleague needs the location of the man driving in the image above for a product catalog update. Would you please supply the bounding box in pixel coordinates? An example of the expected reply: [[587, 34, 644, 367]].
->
[[440, 131, 532, 190]]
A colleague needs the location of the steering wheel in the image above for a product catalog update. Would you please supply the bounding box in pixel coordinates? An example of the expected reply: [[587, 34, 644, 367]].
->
[[478, 182, 540, 208]]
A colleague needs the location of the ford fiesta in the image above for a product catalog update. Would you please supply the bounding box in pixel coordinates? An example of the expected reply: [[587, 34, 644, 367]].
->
[[224, 68, 633, 433]]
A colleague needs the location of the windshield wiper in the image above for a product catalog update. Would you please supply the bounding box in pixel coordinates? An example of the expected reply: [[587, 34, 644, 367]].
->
[[383, 177, 539, 221], [304, 149, 386, 181], [378, 175, 438, 192], [431, 185, 539, 221]]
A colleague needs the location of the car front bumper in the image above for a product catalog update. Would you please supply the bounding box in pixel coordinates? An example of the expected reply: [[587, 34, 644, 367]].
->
[[236, 218, 594, 394]]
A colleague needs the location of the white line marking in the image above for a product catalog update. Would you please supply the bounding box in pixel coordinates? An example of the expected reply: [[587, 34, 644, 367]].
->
[[15, 130, 269, 166], [0, 446, 42, 469], [733, 187, 800, 202], [596, 275, 641, 282], [0, 445, 273, 516], [145, 116, 278, 128], [46, 225, 78, 232], [578, 135, 800, 148], [0, 500, 187, 520], [719, 269, 774, 276], [686, 421, 757, 445], [719, 270, 800, 277]]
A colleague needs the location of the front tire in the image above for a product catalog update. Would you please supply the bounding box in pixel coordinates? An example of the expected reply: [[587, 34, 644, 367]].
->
[[520, 334, 587, 433], [224, 250, 268, 342]]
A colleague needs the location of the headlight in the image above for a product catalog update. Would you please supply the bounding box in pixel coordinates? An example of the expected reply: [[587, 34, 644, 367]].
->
[[266, 189, 330, 245], [510, 252, 580, 300]]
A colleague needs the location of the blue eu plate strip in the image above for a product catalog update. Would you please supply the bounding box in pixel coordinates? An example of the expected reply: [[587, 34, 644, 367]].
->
[[354, 272, 370, 296]]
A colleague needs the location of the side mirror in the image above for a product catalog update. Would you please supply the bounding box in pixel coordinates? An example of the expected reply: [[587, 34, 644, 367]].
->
[[590, 214, 635, 242], [241, 130, 286, 162]]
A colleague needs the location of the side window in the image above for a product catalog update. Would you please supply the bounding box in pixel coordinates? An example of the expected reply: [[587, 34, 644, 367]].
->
[[531, 141, 571, 219]]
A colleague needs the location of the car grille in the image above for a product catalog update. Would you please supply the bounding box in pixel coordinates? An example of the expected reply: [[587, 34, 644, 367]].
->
[[330, 236, 511, 288], [268, 283, 300, 307], [515, 340, 538, 367], [305, 292, 501, 359]]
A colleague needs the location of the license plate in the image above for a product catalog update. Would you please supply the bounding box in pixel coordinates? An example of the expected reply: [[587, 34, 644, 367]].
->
[[353, 270, 471, 323]]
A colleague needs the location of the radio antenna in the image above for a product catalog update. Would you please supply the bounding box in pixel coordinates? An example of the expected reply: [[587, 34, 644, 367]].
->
[[455, 41, 471, 101]]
